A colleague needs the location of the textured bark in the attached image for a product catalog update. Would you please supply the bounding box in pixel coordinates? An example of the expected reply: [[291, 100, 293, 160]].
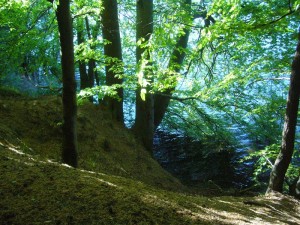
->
[[154, 0, 191, 130], [266, 31, 300, 193], [133, 0, 154, 153], [55, 0, 78, 167], [102, 0, 124, 123]]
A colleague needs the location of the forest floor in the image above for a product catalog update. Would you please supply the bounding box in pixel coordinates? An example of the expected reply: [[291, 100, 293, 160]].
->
[[0, 92, 300, 224]]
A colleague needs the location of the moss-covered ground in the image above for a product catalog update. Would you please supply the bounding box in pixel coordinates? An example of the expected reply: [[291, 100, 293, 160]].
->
[[0, 95, 300, 224]]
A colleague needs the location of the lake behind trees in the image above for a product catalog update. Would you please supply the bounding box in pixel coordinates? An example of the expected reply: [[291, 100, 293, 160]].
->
[[153, 127, 266, 191]]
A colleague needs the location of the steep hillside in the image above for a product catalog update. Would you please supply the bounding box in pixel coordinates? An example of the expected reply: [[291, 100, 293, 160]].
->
[[0, 95, 182, 190], [1, 95, 300, 224], [1, 136, 300, 224]]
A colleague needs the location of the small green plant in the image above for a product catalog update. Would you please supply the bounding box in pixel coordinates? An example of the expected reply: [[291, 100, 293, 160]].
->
[[242, 144, 300, 192], [77, 85, 122, 105]]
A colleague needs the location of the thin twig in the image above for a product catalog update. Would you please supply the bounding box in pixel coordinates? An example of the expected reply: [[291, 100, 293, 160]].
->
[[261, 154, 274, 167], [253, 10, 295, 29], [155, 93, 197, 102]]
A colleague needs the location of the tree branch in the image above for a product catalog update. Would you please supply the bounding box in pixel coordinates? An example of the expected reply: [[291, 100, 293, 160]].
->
[[253, 9, 295, 29], [155, 92, 197, 102], [21, 6, 52, 37], [72, 11, 99, 20]]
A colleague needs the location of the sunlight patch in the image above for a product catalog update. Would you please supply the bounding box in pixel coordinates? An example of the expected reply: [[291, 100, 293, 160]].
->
[[61, 163, 73, 168], [0, 141, 25, 155], [142, 194, 176, 208], [83, 175, 118, 187], [7, 157, 34, 166], [78, 168, 107, 177], [177, 206, 254, 224]]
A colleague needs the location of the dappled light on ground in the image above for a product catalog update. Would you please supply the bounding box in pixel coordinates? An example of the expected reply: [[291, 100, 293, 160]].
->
[[1, 131, 300, 224], [1, 96, 300, 224]]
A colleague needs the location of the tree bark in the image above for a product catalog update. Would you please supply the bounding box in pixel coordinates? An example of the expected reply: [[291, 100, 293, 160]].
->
[[55, 0, 78, 167], [133, 0, 154, 153], [266, 30, 300, 193], [101, 0, 124, 124]]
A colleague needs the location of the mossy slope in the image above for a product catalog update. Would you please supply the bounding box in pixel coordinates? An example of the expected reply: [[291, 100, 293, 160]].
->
[[1, 96, 300, 224], [1, 142, 300, 224], [0, 96, 182, 190]]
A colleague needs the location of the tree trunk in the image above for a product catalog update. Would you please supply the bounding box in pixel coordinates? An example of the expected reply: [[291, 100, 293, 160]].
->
[[85, 17, 96, 88], [92, 20, 101, 86], [133, 0, 154, 153], [76, 18, 89, 90], [288, 175, 300, 198], [55, 0, 78, 167], [153, 0, 192, 130], [266, 30, 300, 193], [295, 176, 300, 198], [101, 0, 124, 124], [154, 10, 191, 129]]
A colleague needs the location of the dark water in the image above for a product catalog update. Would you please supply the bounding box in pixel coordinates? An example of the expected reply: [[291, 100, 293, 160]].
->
[[153, 129, 256, 189]]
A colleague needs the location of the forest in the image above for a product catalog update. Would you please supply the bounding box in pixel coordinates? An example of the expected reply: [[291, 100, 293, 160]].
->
[[1, 0, 300, 224]]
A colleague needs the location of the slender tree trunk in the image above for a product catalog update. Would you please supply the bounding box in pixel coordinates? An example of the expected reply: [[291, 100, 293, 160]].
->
[[288, 175, 300, 198], [85, 17, 96, 88], [76, 18, 89, 90], [133, 0, 154, 153], [295, 176, 300, 198], [266, 30, 300, 193], [154, 27, 190, 129], [54, 0, 78, 167], [92, 20, 101, 86], [154, 0, 191, 130], [101, 0, 124, 124]]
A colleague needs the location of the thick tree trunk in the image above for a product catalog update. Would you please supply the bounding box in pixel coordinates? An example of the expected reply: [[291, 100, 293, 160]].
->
[[266, 31, 300, 193], [55, 0, 78, 167], [134, 0, 154, 153], [76, 19, 89, 90], [101, 0, 124, 124]]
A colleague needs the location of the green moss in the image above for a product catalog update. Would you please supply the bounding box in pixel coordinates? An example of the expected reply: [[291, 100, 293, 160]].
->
[[0, 96, 300, 224], [0, 96, 183, 190], [1, 145, 300, 224]]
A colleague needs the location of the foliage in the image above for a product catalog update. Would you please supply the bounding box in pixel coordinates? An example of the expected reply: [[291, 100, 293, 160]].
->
[[158, 0, 299, 148], [1, 0, 300, 190], [242, 144, 300, 191], [77, 84, 122, 104]]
